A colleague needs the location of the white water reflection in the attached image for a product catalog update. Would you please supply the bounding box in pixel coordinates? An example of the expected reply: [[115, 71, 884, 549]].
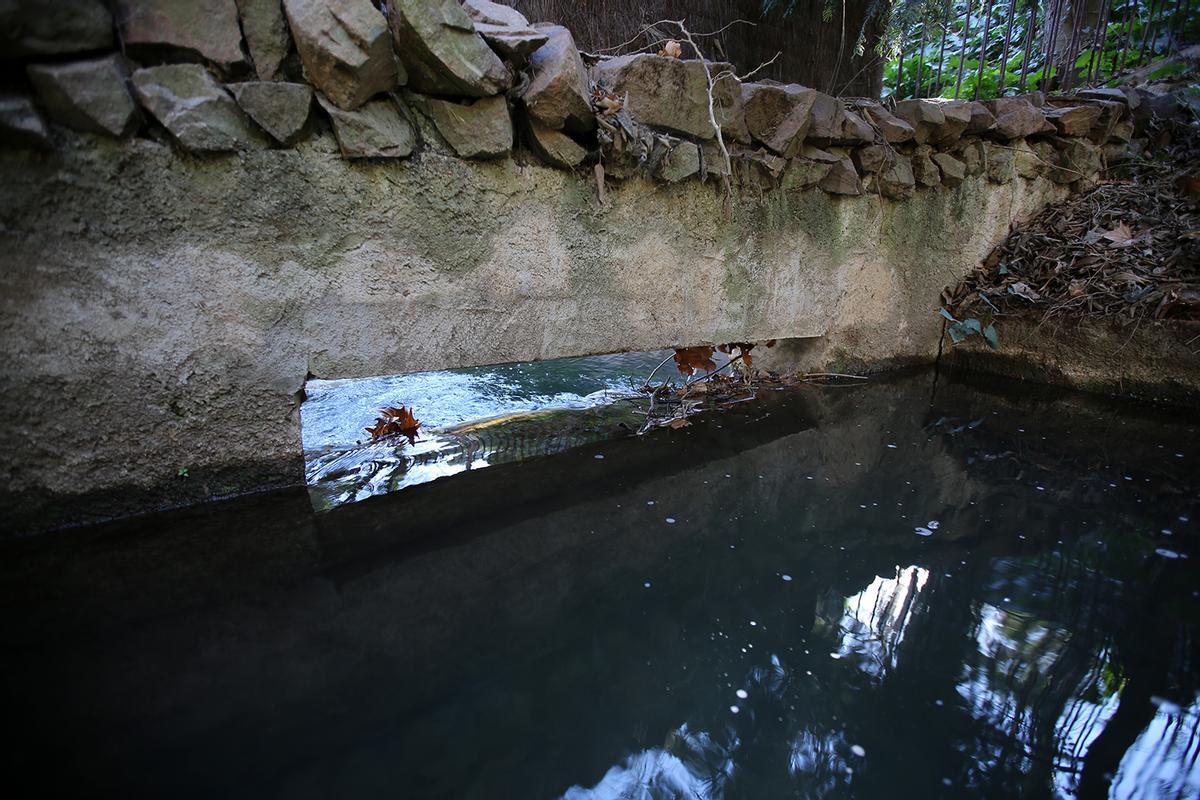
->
[[835, 565, 930, 677]]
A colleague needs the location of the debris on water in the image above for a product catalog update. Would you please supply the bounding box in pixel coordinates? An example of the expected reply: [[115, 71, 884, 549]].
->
[[594, 453, 604, 459], [781, 574, 793, 582], [914, 527, 933, 536], [887, 444, 897, 449], [1155, 548, 1188, 559], [644, 581, 651, 588], [665, 517, 676, 524], [850, 745, 866, 757], [736, 689, 748, 699], [730, 705, 740, 714], [927, 520, 940, 530]]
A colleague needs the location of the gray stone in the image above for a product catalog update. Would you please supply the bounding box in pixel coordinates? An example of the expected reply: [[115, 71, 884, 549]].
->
[[520, 113, 586, 169], [870, 155, 915, 199], [984, 142, 1015, 183], [388, 0, 510, 98], [132, 64, 267, 152], [27, 55, 140, 138], [229, 81, 312, 145], [954, 138, 985, 176], [236, 0, 291, 81], [0, 94, 51, 149], [700, 139, 732, 178], [986, 96, 1048, 140], [1047, 137, 1102, 185], [1012, 139, 1042, 179], [655, 140, 700, 182], [840, 109, 875, 145], [0, 0, 113, 57], [931, 152, 966, 187], [1108, 118, 1133, 143], [806, 91, 845, 142], [523, 24, 593, 133], [818, 155, 862, 195], [116, 0, 248, 74], [426, 95, 511, 159], [856, 101, 915, 143], [1078, 86, 1140, 112], [964, 101, 995, 134], [741, 82, 816, 157], [474, 22, 548, 61], [317, 94, 416, 159], [930, 100, 971, 146], [592, 54, 748, 143], [911, 144, 940, 188], [1044, 105, 1102, 137], [284, 0, 400, 111], [851, 143, 895, 174], [892, 99, 945, 144], [799, 144, 842, 163], [462, 0, 529, 27], [783, 155, 834, 188]]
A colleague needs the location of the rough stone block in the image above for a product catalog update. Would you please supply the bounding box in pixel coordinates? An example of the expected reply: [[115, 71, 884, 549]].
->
[[473, 22, 548, 62], [741, 82, 816, 157], [27, 55, 140, 138], [132, 64, 267, 152], [0, 0, 112, 57], [1012, 139, 1042, 179], [964, 101, 996, 134], [984, 142, 1015, 183], [892, 98, 945, 144], [229, 81, 312, 145], [1047, 136, 1102, 185], [520, 112, 586, 169], [818, 155, 862, 195], [1044, 105, 1102, 137], [116, 0, 248, 74], [463, 0, 528, 27], [931, 152, 966, 187], [954, 138, 985, 176], [655, 140, 700, 182], [236, 0, 292, 81], [851, 143, 894, 174], [856, 101, 915, 143], [870, 154, 915, 199], [317, 94, 417, 158], [523, 24, 593, 133], [426, 94, 512, 159], [285, 0, 400, 111], [593, 54, 748, 143], [388, 0, 510, 98], [911, 144, 940, 188], [930, 100, 971, 146], [0, 94, 51, 149], [985, 96, 1048, 140]]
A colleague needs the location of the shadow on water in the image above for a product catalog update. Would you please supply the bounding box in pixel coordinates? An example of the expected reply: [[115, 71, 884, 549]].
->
[[1, 369, 1199, 799]]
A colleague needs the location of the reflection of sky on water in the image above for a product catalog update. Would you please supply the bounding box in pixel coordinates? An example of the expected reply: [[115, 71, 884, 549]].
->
[[561, 552, 1200, 800]]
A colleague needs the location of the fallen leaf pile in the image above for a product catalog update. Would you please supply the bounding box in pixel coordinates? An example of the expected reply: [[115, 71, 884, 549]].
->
[[947, 120, 1200, 322], [365, 405, 422, 443]]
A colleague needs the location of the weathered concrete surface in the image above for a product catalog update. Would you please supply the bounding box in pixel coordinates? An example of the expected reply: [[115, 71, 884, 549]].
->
[[0, 132, 1068, 531], [945, 314, 1200, 407]]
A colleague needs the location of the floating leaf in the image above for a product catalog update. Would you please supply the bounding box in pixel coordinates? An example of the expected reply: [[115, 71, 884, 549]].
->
[[365, 405, 422, 443], [673, 345, 717, 375], [666, 417, 692, 429]]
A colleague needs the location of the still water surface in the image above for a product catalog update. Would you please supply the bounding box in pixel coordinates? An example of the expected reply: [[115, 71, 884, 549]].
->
[[2, 369, 1198, 799]]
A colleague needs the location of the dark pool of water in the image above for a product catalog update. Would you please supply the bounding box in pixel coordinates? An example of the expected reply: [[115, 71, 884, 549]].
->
[[3, 370, 1199, 799]]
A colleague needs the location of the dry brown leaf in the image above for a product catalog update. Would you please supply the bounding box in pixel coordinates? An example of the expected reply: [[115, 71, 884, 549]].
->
[[666, 417, 692, 429]]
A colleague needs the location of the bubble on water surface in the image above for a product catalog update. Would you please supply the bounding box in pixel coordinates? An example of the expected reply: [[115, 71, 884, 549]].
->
[[1155, 548, 1187, 559], [781, 574, 793, 582], [736, 689, 748, 699], [914, 527, 933, 536], [594, 454, 604, 459], [730, 705, 740, 714], [665, 518, 675, 524], [927, 520, 940, 529], [850, 745, 866, 757]]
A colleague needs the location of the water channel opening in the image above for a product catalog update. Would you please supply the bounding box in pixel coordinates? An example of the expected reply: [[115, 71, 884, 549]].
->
[[299, 347, 745, 510]]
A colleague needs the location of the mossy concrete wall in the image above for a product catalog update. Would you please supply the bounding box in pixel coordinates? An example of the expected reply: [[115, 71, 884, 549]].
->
[[0, 132, 1068, 530]]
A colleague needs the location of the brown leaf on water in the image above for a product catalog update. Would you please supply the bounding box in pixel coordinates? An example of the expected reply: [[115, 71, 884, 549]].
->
[[666, 417, 691, 429], [674, 346, 717, 375], [366, 405, 422, 443]]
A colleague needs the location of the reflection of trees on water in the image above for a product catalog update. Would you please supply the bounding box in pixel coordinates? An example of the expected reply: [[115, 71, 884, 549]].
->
[[566, 540, 1199, 800]]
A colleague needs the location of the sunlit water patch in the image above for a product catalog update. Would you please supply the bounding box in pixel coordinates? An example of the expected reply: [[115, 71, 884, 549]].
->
[[300, 350, 684, 508]]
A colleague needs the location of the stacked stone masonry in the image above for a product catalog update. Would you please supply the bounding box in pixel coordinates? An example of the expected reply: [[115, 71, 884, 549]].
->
[[0, 0, 1177, 192]]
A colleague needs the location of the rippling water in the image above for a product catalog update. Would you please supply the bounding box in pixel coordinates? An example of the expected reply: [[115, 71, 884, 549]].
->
[[300, 351, 680, 508], [3, 370, 1198, 799]]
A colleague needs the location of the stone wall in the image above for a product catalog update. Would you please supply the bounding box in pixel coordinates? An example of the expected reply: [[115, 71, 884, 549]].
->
[[0, 0, 1151, 532]]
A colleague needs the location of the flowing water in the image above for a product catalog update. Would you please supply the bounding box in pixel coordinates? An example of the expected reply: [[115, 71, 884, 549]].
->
[[3, 369, 1199, 799]]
